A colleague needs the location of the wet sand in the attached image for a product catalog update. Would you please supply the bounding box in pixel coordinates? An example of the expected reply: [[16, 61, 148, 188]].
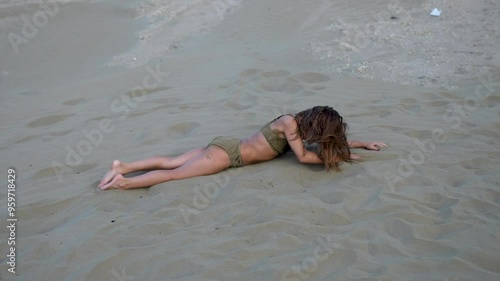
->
[[0, 0, 499, 280]]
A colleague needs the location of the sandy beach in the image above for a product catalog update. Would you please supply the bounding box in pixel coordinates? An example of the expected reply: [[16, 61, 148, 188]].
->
[[1, 0, 499, 280]]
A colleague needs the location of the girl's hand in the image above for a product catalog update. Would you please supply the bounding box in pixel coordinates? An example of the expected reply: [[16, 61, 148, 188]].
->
[[364, 142, 387, 151], [350, 153, 361, 160]]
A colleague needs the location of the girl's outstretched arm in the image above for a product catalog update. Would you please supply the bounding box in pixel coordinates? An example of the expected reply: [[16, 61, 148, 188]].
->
[[349, 140, 387, 151]]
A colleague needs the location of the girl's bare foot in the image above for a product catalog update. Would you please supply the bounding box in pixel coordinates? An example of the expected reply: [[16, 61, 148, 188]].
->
[[98, 160, 122, 188], [100, 174, 126, 190]]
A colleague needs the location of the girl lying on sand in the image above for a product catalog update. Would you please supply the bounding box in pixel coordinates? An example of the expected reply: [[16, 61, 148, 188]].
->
[[99, 106, 387, 190]]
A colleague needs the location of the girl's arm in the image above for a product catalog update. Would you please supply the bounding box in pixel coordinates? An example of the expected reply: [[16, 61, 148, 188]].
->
[[349, 140, 387, 151], [282, 116, 323, 164]]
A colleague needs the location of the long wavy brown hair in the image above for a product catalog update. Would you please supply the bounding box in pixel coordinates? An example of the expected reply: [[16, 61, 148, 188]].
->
[[294, 106, 351, 171]]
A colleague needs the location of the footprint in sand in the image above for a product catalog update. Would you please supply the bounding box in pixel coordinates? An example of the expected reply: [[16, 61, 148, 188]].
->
[[15, 134, 41, 144], [144, 97, 181, 105], [261, 69, 315, 93], [385, 218, 458, 259], [397, 97, 421, 112], [459, 157, 492, 170], [258, 77, 304, 94], [346, 109, 392, 118], [319, 191, 344, 204], [124, 86, 171, 99], [151, 103, 177, 112], [406, 237, 458, 259], [260, 69, 291, 78], [399, 97, 417, 105], [368, 241, 405, 258], [421, 192, 459, 211], [292, 72, 331, 83], [86, 116, 109, 122], [302, 90, 316, 96], [460, 251, 500, 274], [384, 219, 415, 243], [403, 130, 432, 139], [225, 69, 333, 111], [397, 103, 421, 113], [32, 163, 98, 179], [27, 114, 74, 128], [168, 122, 201, 136], [225, 92, 258, 110], [425, 99, 449, 107], [419, 222, 472, 240], [62, 98, 86, 106], [126, 110, 153, 119], [176, 103, 205, 111], [256, 69, 304, 94], [50, 129, 73, 137], [239, 68, 261, 78], [470, 128, 499, 138]]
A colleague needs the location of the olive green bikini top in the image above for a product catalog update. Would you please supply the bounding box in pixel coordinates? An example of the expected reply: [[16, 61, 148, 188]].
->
[[260, 115, 291, 155]]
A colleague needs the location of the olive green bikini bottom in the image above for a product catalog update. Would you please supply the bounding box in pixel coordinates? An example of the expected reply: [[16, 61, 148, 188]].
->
[[207, 136, 244, 167]]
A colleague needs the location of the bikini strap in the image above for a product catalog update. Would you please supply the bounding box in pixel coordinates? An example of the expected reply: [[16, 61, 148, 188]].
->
[[272, 113, 295, 122]]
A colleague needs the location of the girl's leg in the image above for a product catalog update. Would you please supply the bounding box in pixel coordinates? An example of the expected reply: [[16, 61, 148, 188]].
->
[[121, 148, 205, 172], [100, 146, 231, 190], [98, 148, 205, 188]]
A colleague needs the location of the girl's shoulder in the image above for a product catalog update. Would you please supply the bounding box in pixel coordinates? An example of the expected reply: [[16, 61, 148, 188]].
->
[[273, 114, 297, 130]]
